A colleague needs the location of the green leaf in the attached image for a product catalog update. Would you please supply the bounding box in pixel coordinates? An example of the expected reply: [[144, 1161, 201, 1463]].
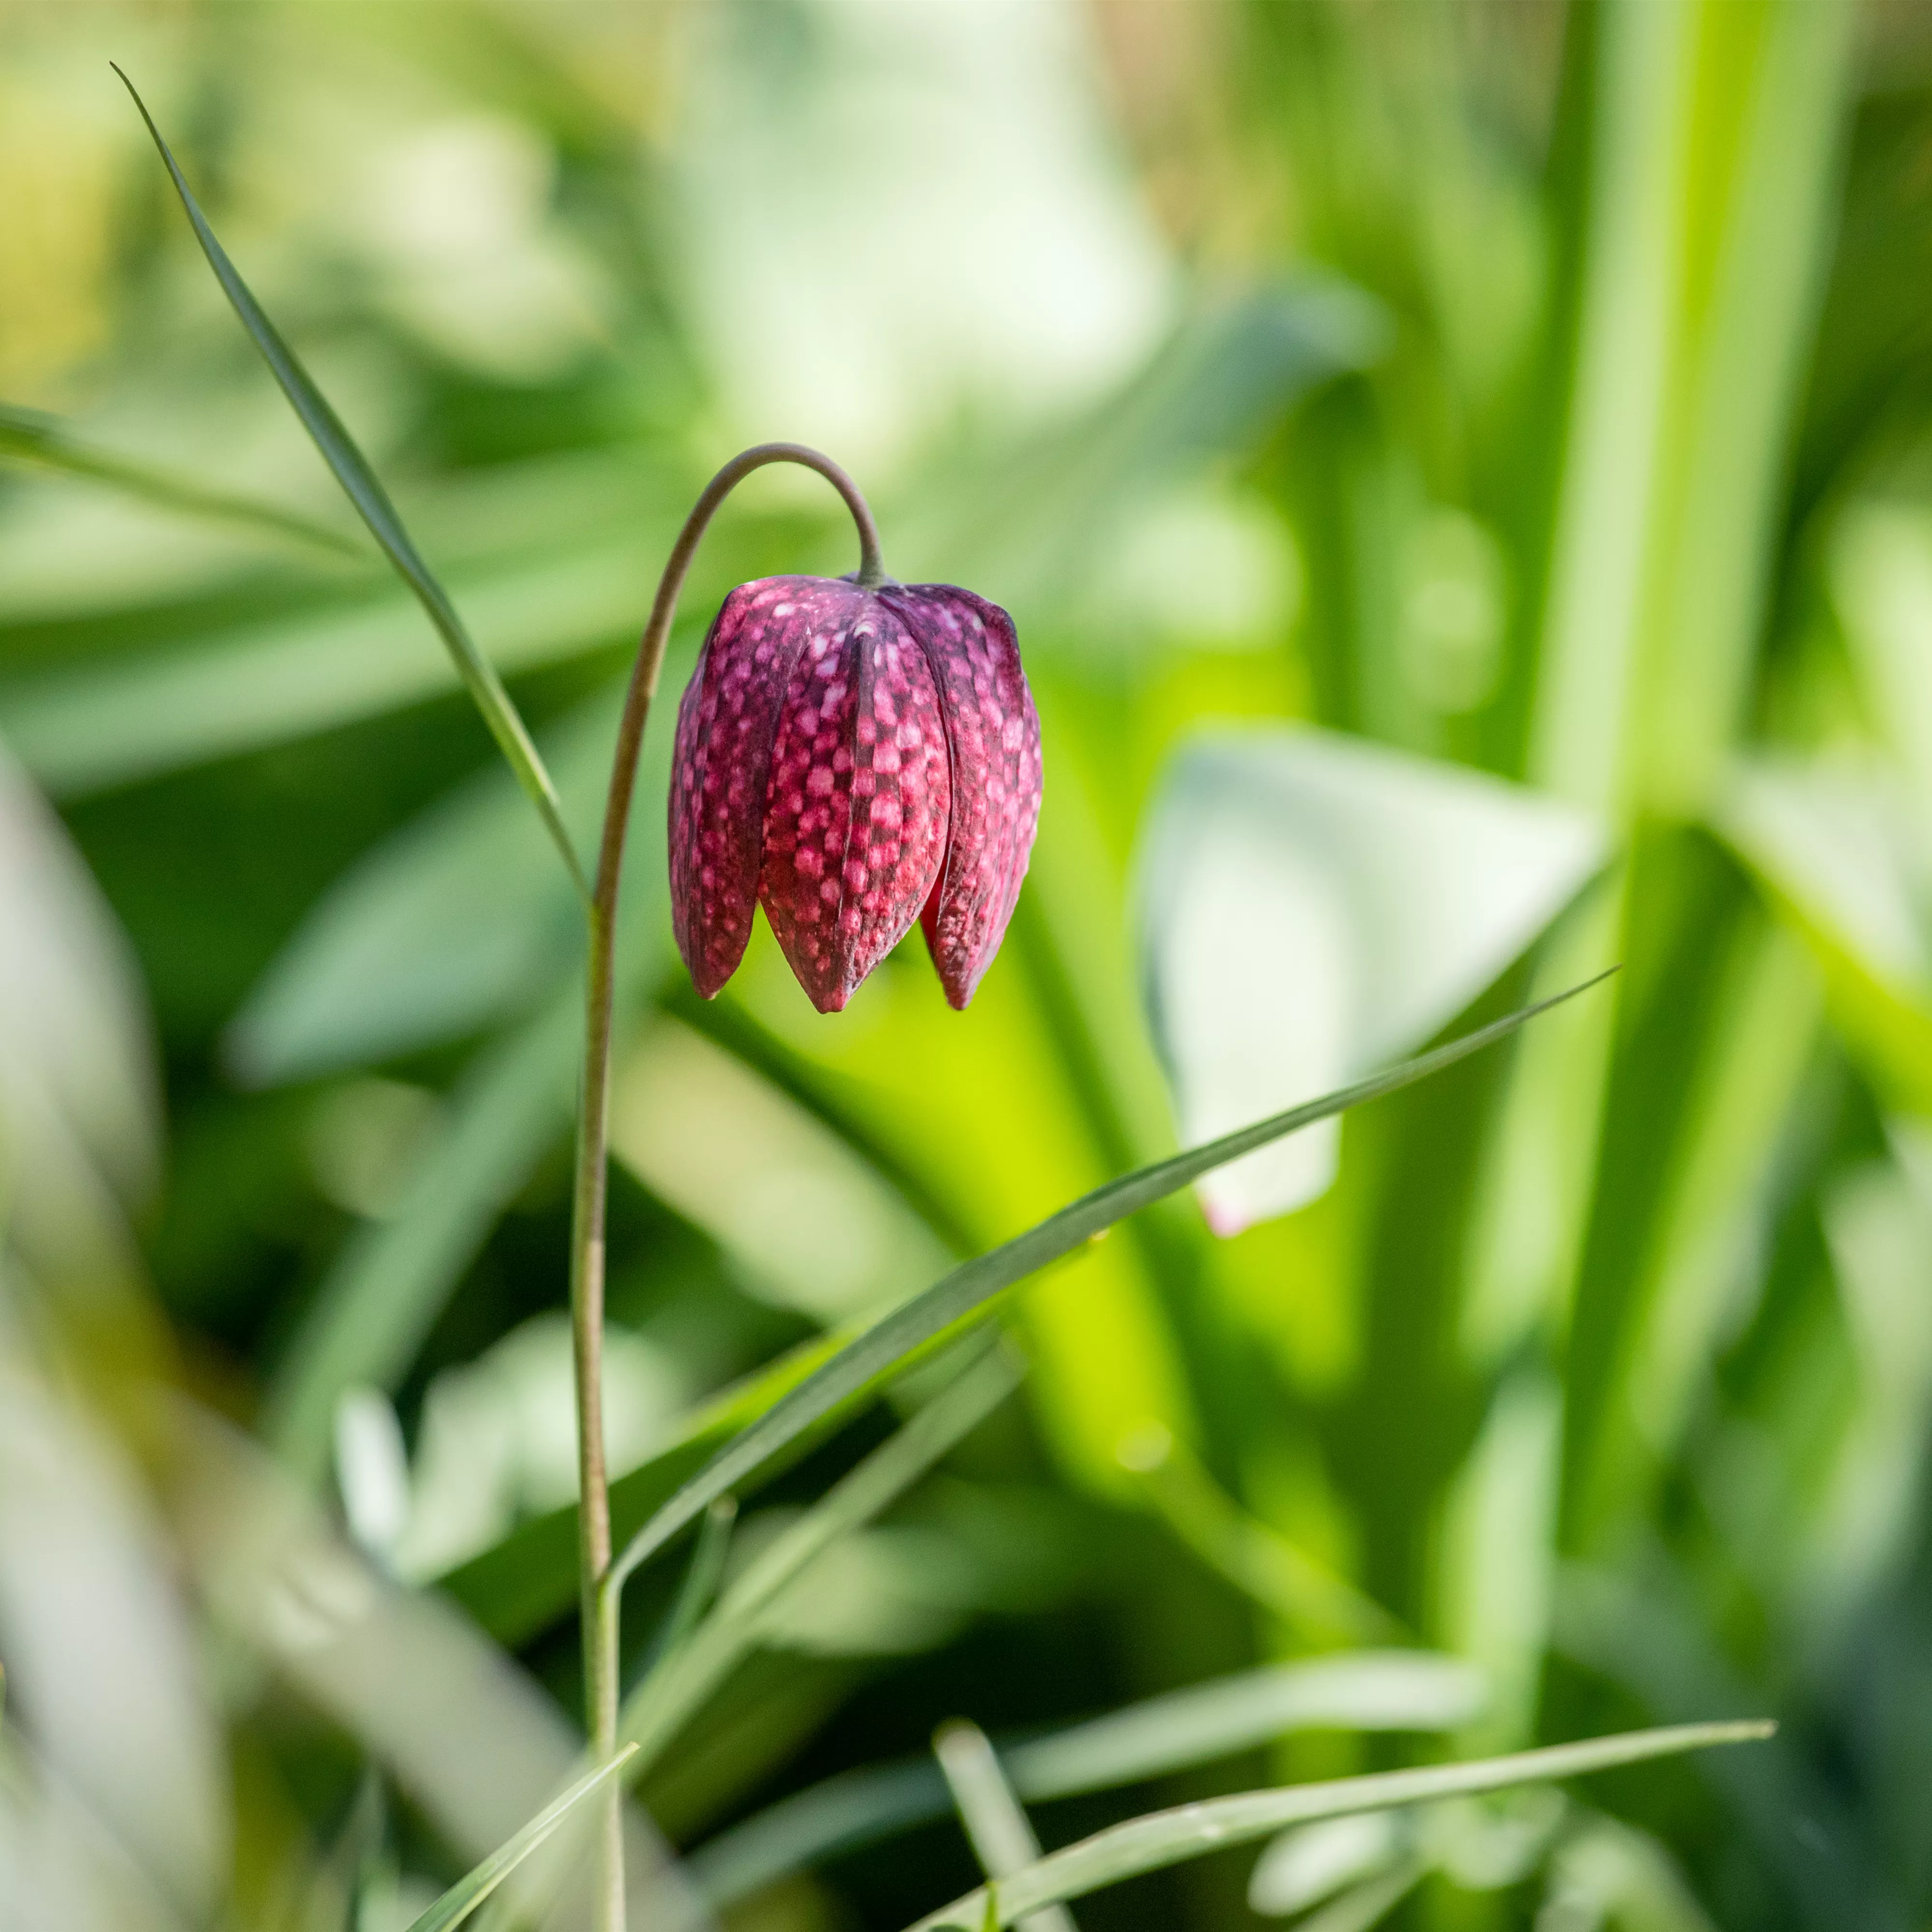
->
[[1571, 912, 1824, 1543], [1284, 1860, 1424, 1932], [1136, 725, 1602, 1229], [608, 975, 1611, 1598], [1716, 757, 1932, 1115], [1629, 0, 1853, 814], [690, 1649, 1485, 1907], [610, 1014, 953, 1327], [644, 1495, 737, 1672], [0, 545, 643, 798], [1007, 1653, 1485, 1800], [0, 1360, 227, 1915], [619, 1340, 1021, 1777], [439, 1332, 846, 1647], [0, 400, 363, 557], [934, 1719, 1078, 1932], [0, 738, 159, 1279], [1245, 1813, 1402, 1919], [400, 1747, 637, 1932], [112, 65, 587, 902], [226, 686, 626, 1085], [899, 1722, 1773, 1931]]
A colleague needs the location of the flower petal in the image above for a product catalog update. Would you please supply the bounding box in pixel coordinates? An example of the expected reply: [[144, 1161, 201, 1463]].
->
[[757, 595, 952, 1013], [882, 585, 1043, 1008], [669, 577, 837, 997]]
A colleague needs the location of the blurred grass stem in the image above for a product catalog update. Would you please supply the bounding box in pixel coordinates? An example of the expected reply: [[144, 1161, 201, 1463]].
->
[[573, 444, 885, 1932]]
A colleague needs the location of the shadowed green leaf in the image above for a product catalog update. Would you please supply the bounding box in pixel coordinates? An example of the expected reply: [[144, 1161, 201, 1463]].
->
[[1119, 1423, 1404, 1642], [112, 65, 588, 901]]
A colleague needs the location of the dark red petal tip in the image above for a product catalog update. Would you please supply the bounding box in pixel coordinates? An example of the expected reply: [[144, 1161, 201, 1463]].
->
[[881, 584, 1043, 1008]]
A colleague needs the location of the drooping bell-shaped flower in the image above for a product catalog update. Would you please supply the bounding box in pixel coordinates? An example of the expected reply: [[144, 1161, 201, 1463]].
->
[[669, 575, 1042, 1013]]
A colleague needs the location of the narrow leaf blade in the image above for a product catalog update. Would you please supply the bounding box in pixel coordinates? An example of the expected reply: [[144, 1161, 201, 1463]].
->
[[688, 1650, 1485, 1906], [402, 1747, 638, 1932], [111, 65, 587, 901], [620, 1340, 1020, 1775], [903, 1721, 1773, 1931], [935, 1720, 1078, 1932]]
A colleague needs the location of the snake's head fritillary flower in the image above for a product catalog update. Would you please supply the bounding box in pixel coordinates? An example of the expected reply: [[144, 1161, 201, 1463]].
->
[[669, 575, 1042, 1014]]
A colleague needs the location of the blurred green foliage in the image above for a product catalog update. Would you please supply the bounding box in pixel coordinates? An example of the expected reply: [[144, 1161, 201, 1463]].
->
[[5, 2, 1932, 1929]]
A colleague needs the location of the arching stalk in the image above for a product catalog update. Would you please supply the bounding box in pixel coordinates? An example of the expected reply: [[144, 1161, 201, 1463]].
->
[[570, 444, 884, 1932]]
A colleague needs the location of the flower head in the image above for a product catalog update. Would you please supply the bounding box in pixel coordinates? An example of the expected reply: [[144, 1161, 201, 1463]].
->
[[669, 575, 1042, 1013]]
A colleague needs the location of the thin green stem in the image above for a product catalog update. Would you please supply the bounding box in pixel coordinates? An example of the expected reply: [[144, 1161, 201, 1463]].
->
[[570, 443, 884, 1932]]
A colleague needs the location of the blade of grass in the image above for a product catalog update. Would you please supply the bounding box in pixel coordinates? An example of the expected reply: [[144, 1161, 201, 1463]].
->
[[111, 65, 587, 901], [440, 1330, 848, 1646], [899, 1721, 1773, 1931], [1292, 1860, 1426, 1932], [642, 1496, 737, 1675], [1006, 1654, 1486, 1798], [401, 1747, 638, 1932], [692, 1761, 946, 1905], [0, 400, 364, 556], [609, 973, 1614, 1599], [690, 1650, 1485, 1906], [935, 1720, 1078, 1932], [618, 1339, 1021, 1777]]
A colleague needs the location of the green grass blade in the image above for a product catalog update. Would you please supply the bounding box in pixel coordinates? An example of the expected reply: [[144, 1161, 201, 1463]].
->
[[609, 973, 1612, 1597], [0, 401, 363, 556], [935, 1720, 1078, 1932], [440, 1331, 847, 1646], [692, 1761, 948, 1906], [690, 1650, 1484, 1906], [401, 1746, 638, 1932], [645, 1495, 737, 1672], [112, 65, 588, 902], [1291, 1861, 1425, 1932], [619, 1340, 1021, 1777], [1004, 1653, 1484, 1800], [900, 1721, 1773, 1931]]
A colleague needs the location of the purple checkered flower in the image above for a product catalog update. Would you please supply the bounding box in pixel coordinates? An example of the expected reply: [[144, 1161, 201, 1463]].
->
[[668, 576, 1042, 1014]]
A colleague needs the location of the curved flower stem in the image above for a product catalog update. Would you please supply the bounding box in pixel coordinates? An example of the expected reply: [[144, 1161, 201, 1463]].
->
[[571, 443, 884, 1932]]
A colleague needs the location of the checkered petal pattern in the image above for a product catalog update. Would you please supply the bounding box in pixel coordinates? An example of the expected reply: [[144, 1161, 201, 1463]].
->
[[668, 573, 1041, 1014]]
